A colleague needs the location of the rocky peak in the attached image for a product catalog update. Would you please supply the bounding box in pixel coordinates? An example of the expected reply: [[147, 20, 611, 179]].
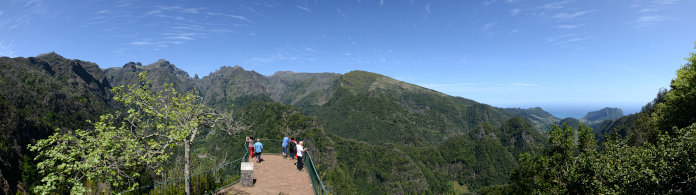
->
[[152, 59, 173, 68], [36, 51, 64, 60], [122, 62, 142, 71]]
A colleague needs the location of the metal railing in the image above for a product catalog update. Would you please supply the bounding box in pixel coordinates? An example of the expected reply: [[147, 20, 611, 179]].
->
[[117, 138, 328, 195], [305, 151, 328, 195]]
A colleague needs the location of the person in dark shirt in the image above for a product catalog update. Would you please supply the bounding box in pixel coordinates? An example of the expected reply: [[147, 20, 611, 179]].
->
[[288, 137, 297, 160]]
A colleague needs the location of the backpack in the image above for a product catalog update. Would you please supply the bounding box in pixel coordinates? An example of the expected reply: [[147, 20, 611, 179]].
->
[[288, 141, 296, 153]]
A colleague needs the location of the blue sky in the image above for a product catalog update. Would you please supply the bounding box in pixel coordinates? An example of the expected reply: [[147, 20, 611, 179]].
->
[[1, 0, 695, 118]]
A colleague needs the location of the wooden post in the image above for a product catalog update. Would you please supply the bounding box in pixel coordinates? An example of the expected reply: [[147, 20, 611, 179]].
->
[[241, 162, 254, 187]]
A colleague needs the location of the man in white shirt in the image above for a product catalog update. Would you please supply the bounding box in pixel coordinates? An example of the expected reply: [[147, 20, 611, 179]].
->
[[296, 141, 308, 171]]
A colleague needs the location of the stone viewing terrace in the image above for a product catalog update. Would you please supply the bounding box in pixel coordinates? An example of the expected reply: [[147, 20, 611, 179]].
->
[[217, 154, 314, 195]]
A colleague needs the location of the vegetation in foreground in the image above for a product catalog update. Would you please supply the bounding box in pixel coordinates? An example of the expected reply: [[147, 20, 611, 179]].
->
[[509, 48, 696, 194]]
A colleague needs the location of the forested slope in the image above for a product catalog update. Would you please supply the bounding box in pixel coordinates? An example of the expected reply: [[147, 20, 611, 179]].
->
[[510, 48, 696, 194], [0, 53, 113, 194], [1, 53, 557, 194], [239, 101, 547, 194]]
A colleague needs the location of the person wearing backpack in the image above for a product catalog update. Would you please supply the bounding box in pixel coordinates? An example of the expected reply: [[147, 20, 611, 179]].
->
[[288, 137, 297, 160]]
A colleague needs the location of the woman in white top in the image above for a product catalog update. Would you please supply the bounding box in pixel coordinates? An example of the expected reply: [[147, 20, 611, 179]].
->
[[296, 141, 308, 171]]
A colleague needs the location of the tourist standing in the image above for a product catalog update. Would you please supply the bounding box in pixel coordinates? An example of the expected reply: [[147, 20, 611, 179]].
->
[[296, 141, 308, 171], [254, 139, 264, 162], [246, 136, 254, 159], [282, 136, 289, 158], [288, 137, 297, 160]]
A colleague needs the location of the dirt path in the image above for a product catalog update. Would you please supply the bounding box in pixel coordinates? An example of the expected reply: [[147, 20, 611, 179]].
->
[[217, 154, 314, 195]]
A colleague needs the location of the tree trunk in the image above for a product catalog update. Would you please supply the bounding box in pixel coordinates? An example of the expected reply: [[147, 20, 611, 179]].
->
[[184, 140, 191, 195]]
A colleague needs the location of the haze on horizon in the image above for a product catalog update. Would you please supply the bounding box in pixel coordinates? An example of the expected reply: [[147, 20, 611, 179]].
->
[[1, 0, 695, 118]]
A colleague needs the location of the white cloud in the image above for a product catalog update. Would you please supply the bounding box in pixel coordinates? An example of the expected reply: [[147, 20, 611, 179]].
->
[[130, 39, 185, 47], [510, 8, 521, 16], [546, 33, 585, 44], [481, 23, 496, 32], [0, 41, 16, 57], [130, 40, 155, 46], [425, 3, 431, 14], [540, 1, 569, 10], [228, 15, 250, 22], [654, 0, 679, 5], [207, 12, 251, 23], [636, 15, 668, 23], [163, 32, 202, 40], [184, 8, 200, 14], [563, 38, 584, 43], [146, 9, 163, 16], [634, 15, 670, 28], [638, 8, 661, 12], [296, 5, 311, 13], [337, 8, 347, 18], [380, 0, 384, 7], [145, 6, 204, 18], [630, 0, 679, 29], [554, 10, 593, 19], [557, 24, 579, 29]]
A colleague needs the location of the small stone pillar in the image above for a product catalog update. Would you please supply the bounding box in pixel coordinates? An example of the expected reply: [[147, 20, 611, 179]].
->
[[241, 162, 254, 187]]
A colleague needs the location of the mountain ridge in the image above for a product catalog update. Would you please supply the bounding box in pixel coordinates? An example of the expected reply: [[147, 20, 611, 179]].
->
[[101, 57, 561, 138], [1, 53, 557, 193]]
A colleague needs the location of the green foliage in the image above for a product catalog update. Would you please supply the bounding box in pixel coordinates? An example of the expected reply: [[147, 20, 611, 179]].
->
[[445, 180, 470, 194], [28, 72, 232, 194], [511, 124, 596, 194], [1, 54, 113, 194], [653, 50, 696, 132], [509, 49, 696, 194], [21, 155, 39, 193], [240, 101, 317, 138], [512, 122, 696, 194]]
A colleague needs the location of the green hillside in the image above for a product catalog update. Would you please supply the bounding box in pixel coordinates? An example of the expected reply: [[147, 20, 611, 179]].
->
[[0, 53, 114, 193], [106, 64, 559, 145], [581, 107, 624, 124], [238, 101, 546, 193], [1, 53, 558, 194], [509, 49, 696, 194], [302, 71, 555, 145]]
